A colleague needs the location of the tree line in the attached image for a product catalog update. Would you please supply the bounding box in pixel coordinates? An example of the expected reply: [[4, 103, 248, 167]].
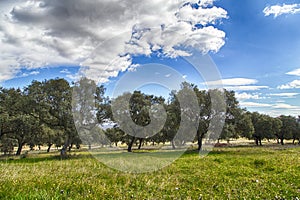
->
[[0, 78, 300, 155]]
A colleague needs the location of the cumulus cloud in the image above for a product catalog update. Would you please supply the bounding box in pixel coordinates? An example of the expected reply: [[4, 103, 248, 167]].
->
[[277, 80, 300, 89], [286, 68, 300, 76], [0, 0, 228, 83], [263, 4, 300, 18]]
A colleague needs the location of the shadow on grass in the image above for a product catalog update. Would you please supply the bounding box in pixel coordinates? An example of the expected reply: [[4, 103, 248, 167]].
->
[[0, 152, 94, 164]]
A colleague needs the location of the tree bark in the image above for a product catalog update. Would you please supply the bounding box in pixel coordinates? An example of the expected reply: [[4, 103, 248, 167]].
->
[[16, 143, 23, 156], [127, 136, 135, 152], [197, 136, 203, 151], [171, 140, 176, 149], [138, 138, 143, 150], [47, 143, 52, 153]]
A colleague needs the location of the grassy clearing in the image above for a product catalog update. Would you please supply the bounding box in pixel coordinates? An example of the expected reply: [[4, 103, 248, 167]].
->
[[0, 146, 299, 199]]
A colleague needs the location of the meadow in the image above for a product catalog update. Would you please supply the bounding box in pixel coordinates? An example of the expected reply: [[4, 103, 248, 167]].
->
[[0, 145, 299, 200]]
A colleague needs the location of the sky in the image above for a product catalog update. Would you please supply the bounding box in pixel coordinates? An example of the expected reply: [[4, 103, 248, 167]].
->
[[0, 0, 300, 117]]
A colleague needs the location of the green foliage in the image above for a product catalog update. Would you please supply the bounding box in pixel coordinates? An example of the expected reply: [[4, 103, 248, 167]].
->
[[1, 77, 300, 155]]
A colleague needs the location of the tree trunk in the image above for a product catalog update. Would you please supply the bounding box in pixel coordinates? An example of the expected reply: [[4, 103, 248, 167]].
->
[[197, 136, 203, 151], [255, 138, 259, 146], [293, 139, 295, 144], [61, 141, 69, 157], [47, 144, 52, 153], [259, 139, 262, 146], [138, 138, 143, 150], [171, 140, 176, 149], [127, 137, 135, 152], [16, 143, 23, 156], [68, 143, 73, 152], [88, 143, 92, 150], [280, 138, 284, 145]]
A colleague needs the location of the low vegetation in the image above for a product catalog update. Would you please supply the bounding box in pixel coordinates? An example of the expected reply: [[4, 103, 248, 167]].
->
[[0, 145, 299, 199]]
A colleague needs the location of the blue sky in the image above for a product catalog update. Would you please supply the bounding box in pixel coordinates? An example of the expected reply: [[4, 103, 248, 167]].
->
[[1, 0, 300, 116]]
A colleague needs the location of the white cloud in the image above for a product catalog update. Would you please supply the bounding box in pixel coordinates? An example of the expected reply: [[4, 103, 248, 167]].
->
[[127, 64, 140, 72], [16, 70, 40, 78], [29, 71, 40, 75], [277, 80, 300, 89], [263, 4, 300, 18], [0, 0, 228, 83], [269, 93, 299, 98], [206, 78, 258, 86], [240, 102, 272, 108], [286, 68, 300, 76], [235, 92, 261, 100], [206, 78, 268, 91], [60, 69, 71, 74], [225, 85, 269, 91], [221, 78, 258, 86], [272, 103, 300, 109]]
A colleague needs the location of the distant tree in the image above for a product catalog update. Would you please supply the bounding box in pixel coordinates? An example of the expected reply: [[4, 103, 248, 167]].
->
[[193, 87, 212, 150], [278, 115, 298, 145], [236, 111, 254, 140], [0, 88, 40, 155], [292, 116, 300, 144], [251, 112, 267, 145], [105, 127, 124, 147], [41, 79, 78, 155], [250, 112, 280, 145], [161, 90, 181, 149], [0, 135, 14, 155], [270, 117, 282, 143], [111, 91, 166, 152]]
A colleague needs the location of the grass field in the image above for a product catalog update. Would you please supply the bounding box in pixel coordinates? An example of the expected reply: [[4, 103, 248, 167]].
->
[[0, 145, 299, 199]]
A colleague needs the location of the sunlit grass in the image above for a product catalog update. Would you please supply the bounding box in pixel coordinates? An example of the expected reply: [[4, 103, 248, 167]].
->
[[0, 146, 299, 199]]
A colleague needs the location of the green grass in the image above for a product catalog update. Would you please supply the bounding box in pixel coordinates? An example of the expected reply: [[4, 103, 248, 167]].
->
[[0, 146, 300, 199]]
